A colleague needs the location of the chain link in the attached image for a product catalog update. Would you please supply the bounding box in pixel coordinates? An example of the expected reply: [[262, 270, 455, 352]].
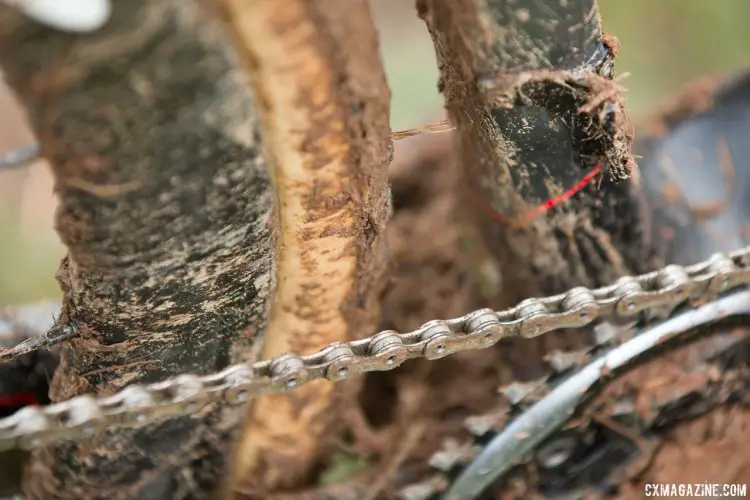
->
[[1, 248, 749, 452]]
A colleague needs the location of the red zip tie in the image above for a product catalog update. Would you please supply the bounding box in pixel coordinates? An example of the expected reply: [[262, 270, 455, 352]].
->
[[476, 162, 602, 225]]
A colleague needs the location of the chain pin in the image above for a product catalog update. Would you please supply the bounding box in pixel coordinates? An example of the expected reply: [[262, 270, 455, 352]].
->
[[465, 309, 505, 346], [322, 343, 357, 381], [560, 287, 597, 324], [516, 299, 548, 338], [222, 364, 256, 404], [613, 277, 643, 316], [368, 331, 409, 368], [269, 354, 309, 391], [420, 320, 454, 359]]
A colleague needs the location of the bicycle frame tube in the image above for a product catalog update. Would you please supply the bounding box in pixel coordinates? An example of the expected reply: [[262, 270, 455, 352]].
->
[[421, 0, 648, 297], [482, 0, 615, 217], [481, 0, 604, 72]]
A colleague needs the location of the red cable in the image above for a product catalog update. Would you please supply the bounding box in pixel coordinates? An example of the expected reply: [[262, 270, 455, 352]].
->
[[476, 162, 602, 225]]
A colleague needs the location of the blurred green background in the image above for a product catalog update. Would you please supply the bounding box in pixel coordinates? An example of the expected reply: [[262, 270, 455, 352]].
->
[[1, 0, 749, 305]]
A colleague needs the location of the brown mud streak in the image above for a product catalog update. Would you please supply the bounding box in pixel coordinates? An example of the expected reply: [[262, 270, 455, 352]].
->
[[219, 0, 391, 495], [0, 1, 275, 498], [417, 0, 648, 305]]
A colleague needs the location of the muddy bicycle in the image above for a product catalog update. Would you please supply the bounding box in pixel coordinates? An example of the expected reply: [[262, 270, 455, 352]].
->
[[0, 0, 748, 499]]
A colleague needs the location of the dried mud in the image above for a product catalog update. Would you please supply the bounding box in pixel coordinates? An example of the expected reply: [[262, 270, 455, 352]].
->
[[611, 330, 750, 498]]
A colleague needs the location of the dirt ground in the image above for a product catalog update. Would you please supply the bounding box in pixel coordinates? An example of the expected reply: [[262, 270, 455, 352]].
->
[[363, 129, 750, 499]]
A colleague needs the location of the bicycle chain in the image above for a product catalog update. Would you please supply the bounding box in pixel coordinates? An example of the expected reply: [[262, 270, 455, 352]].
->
[[1, 247, 749, 453]]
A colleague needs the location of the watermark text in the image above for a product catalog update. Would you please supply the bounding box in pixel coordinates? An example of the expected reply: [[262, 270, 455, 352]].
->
[[645, 483, 747, 497]]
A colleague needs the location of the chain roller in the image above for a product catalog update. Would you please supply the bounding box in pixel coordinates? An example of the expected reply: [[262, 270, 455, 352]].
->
[[0, 247, 749, 452]]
